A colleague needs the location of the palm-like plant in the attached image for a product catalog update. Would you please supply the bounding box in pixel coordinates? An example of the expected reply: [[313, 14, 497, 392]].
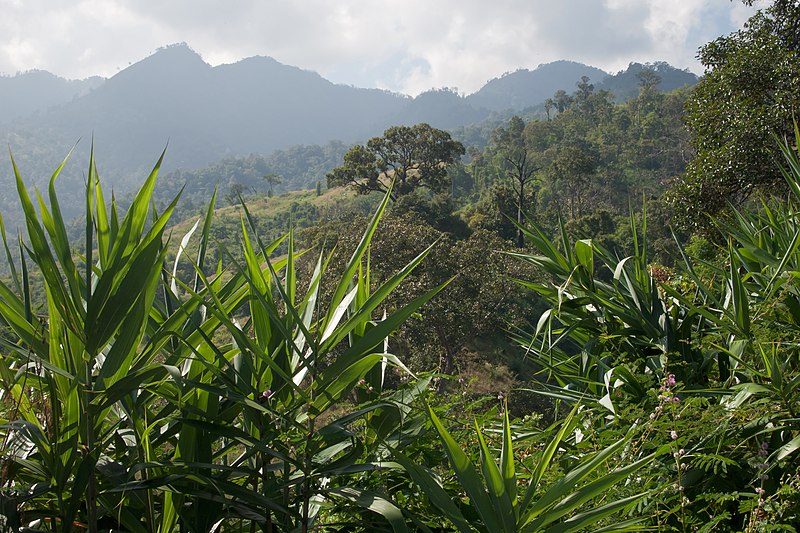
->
[[139, 185, 450, 532], [0, 150, 446, 532], [507, 211, 710, 412], [0, 148, 179, 531], [394, 405, 653, 532], [505, 127, 800, 530]]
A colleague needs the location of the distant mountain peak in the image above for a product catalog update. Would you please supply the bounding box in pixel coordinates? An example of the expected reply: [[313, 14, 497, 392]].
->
[[215, 54, 324, 80], [231, 55, 283, 67], [109, 42, 209, 83], [534, 59, 609, 73], [466, 60, 608, 112], [153, 42, 205, 61], [597, 61, 698, 101]]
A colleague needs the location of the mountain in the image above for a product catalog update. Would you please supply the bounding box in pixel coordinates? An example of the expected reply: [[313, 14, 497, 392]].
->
[[0, 45, 699, 227], [0, 70, 104, 123], [9, 44, 411, 175], [390, 88, 490, 129], [597, 62, 698, 101], [466, 61, 609, 112]]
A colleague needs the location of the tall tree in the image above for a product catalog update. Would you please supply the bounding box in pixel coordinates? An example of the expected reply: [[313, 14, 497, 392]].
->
[[550, 144, 596, 219], [673, 1, 800, 228], [553, 89, 573, 113], [326, 123, 465, 200], [491, 116, 539, 247], [575, 75, 595, 101], [739, 0, 800, 49], [262, 172, 282, 196], [544, 97, 555, 120]]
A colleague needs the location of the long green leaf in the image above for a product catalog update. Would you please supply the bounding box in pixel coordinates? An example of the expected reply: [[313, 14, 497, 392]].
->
[[392, 452, 478, 533], [327, 487, 409, 533], [426, 401, 502, 531]]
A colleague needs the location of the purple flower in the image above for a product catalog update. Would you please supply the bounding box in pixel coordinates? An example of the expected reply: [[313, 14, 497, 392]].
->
[[670, 430, 678, 440], [258, 389, 273, 403]]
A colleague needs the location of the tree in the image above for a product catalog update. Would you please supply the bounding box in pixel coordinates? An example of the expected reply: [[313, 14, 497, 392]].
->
[[575, 75, 595, 101], [549, 144, 596, 219], [543, 97, 555, 120], [491, 116, 540, 247], [225, 182, 249, 204], [262, 172, 282, 196], [326, 123, 465, 200], [553, 89, 573, 113], [739, 0, 800, 49], [672, 2, 800, 228], [367, 216, 531, 381], [636, 66, 662, 92]]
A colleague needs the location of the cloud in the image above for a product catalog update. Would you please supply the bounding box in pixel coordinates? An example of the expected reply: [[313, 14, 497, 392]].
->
[[0, 0, 756, 95]]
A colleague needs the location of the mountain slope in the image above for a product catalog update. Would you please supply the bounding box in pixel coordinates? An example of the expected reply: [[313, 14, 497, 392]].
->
[[466, 60, 609, 112], [597, 62, 698, 101], [0, 46, 698, 221], [0, 70, 104, 123], [16, 44, 409, 174]]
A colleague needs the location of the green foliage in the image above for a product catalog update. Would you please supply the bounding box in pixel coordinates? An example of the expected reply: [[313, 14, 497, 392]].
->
[[327, 123, 465, 200], [397, 404, 653, 532], [465, 83, 690, 252], [672, 2, 800, 229], [301, 209, 535, 381], [151, 141, 349, 220], [509, 129, 800, 530], [489, 116, 540, 247], [0, 150, 447, 531]]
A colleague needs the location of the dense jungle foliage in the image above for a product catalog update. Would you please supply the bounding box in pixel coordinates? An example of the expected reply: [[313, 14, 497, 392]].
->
[[2, 1, 800, 531]]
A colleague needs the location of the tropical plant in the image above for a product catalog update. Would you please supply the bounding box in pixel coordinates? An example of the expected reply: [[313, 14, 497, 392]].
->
[[0, 149, 448, 532], [507, 209, 710, 415], [394, 404, 654, 532], [0, 147, 180, 532], [508, 127, 800, 530]]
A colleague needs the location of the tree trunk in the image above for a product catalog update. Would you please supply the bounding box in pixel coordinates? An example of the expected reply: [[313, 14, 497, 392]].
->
[[435, 324, 456, 393], [517, 180, 525, 248]]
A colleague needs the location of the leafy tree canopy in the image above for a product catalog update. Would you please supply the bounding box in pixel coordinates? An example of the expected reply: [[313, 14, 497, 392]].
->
[[326, 123, 465, 200], [672, 0, 800, 228]]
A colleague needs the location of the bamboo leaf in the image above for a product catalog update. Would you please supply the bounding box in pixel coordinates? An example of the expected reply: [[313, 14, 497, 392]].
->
[[392, 452, 478, 533], [327, 487, 409, 533], [500, 406, 517, 510], [324, 185, 393, 334], [426, 402, 502, 531], [475, 417, 516, 531]]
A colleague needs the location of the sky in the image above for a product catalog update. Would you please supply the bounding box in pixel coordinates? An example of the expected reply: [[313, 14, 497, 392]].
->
[[0, 0, 757, 96]]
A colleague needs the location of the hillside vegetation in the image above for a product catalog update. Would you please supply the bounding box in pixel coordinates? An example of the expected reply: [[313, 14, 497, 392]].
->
[[1, 2, 799, 531]]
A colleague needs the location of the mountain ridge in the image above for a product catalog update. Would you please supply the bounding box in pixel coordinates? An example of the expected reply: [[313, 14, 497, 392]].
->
[[0, 43, 698, 222]]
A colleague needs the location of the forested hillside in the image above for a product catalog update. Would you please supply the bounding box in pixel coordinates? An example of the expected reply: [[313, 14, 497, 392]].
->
[[1, 1, 798, 531], [0, 45, 694, 231]]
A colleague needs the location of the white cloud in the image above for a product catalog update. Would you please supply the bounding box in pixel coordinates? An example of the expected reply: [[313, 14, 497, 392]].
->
[[0, 0, 757, 94]]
